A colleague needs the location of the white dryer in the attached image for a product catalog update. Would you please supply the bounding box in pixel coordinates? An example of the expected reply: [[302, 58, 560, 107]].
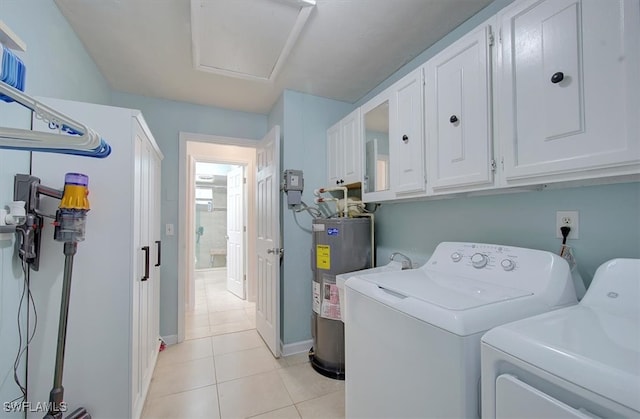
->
[[344, 242, 577, 419], [481, 258, 640, 418]]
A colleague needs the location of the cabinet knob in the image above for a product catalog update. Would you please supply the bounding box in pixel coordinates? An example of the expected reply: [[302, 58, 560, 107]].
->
[[402, 135, 409, 143], [550, 72, 564, 84], [449, 115, 459, 124]]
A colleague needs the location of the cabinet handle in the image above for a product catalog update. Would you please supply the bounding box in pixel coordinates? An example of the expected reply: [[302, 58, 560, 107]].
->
[[449, 115, 459, 124], [551, 72, 564, 84], [402, 135, 409, 143], [155, 240, 162, 267], [141, 246, 150, 281]]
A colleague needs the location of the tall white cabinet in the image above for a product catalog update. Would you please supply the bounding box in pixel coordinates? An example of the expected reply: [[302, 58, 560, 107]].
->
[[28, 99, 163, 419]]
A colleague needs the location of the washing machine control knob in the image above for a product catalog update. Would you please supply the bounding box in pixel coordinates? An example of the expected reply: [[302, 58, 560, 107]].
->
[[471, 253, 488, 269], [501, 259, 515, 271], [451, 252, 463, 262]]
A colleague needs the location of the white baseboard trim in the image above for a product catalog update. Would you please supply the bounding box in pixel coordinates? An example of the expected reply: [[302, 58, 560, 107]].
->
[[280, 339, 313, 357], [162, 334, 178, 346]]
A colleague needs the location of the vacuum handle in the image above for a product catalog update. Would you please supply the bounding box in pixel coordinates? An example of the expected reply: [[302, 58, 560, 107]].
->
[[155, 240, 162, 267], [141, 246, 150, 281]]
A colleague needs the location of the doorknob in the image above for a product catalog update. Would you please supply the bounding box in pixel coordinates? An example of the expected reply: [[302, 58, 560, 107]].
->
[[267, 248, 284, 255]]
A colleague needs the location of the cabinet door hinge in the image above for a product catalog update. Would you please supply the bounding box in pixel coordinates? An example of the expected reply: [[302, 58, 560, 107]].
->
[[498, 28, 502, 44], [488, 26, 495, 47], [501, 157, 505, 170], [243, 177, 247, 184], [490, 159, 497, 172], [243, 274, 247, 282], [243, 225, 247, 232]]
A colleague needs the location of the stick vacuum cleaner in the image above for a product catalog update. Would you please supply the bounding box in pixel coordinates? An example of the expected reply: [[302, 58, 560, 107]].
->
[[42, 173, 92, 419]]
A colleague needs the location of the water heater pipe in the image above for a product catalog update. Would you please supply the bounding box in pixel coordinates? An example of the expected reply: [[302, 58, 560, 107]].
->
[[313, 186, 348, 217]]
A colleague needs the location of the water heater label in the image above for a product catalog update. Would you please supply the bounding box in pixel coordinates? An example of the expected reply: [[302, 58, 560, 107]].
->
[[312, 282, 321, 314], [316, 245, 331, 269], [327, 228, 339, 236]]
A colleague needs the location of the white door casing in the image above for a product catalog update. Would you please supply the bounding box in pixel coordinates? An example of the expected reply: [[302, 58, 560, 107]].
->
[[255, 125, 281, 357], [226, 165, 245, 299]]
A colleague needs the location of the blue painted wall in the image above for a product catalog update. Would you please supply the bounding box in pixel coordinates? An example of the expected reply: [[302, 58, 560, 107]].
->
[[111, 91, 268, 338], [278, 90, 352, 344], [375, 183, 640, 286], [0, 0, 111, 412]]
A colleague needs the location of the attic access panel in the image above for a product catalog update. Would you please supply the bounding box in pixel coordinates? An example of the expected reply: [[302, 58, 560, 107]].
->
[[191, 0, 315, 82]]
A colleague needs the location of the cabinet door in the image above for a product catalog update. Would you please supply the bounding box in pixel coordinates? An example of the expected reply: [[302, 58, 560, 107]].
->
[[498, 0, 640, 183], [426, 22, 494, 192], [362, 89, 396, 202], [341, 108, 362, 185], [151, 152, 161, 363], [391, 68, 426, 194], [133, 119, 160, 417], [131, 124, 144, 415], [326, 121, 342, 186]]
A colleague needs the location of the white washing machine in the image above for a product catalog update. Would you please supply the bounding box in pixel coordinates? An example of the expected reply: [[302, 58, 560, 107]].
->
[[344, 242, 577, 419], [481, 258, 640, 418]]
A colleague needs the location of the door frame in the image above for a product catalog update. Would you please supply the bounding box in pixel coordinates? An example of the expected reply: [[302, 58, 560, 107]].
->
[[178, 132, 258, 343]]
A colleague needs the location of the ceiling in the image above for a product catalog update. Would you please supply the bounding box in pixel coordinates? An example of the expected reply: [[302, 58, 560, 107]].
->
[[54, 0, 493, 114]]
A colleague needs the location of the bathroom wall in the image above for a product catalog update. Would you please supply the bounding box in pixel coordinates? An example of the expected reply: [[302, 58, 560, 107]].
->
[[195, 184, 229, 269], [0, 0, 111, 412]]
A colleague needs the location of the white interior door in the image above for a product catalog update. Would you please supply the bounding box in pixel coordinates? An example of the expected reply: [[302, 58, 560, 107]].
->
[[255, 125, 281, 357], [187, 156, 197, 310], [226, 165, 245, 299]]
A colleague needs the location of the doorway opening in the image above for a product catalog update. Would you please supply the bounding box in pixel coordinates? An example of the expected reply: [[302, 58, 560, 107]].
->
[[179, 137, 258, 342], [178, 128, 281, 356], [189, 162, 255, 339]]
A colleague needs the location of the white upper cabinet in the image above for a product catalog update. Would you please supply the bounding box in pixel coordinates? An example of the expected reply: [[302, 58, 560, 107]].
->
[[327, 108, 362, 186], [390, 68, 427, 195], [342, 108, 362, 185], [361, 68, 426, 203], [497, 0, 640, 185], [327, 121, 341, 186], [425, 19, 495, 194]]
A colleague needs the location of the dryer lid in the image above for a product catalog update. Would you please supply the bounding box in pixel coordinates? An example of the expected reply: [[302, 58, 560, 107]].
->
[[482, 305, 640, 412]]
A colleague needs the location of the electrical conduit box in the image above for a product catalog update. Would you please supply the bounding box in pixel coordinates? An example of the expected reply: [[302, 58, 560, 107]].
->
[[283, 169, 303, 207]]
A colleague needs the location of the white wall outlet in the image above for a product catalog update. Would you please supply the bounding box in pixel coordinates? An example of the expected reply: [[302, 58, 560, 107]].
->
[[166, 223, 175, 236], [556, 211, 579, 239]]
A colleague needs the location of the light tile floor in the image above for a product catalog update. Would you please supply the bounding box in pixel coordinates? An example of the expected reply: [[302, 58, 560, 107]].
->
[[142, 269, 345, 419]]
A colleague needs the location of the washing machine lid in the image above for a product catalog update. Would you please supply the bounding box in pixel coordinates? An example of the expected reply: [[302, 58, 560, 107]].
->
[[356, 269, 532, 310], [482, 305, 640, 412], [345, 269, 541, 336]]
